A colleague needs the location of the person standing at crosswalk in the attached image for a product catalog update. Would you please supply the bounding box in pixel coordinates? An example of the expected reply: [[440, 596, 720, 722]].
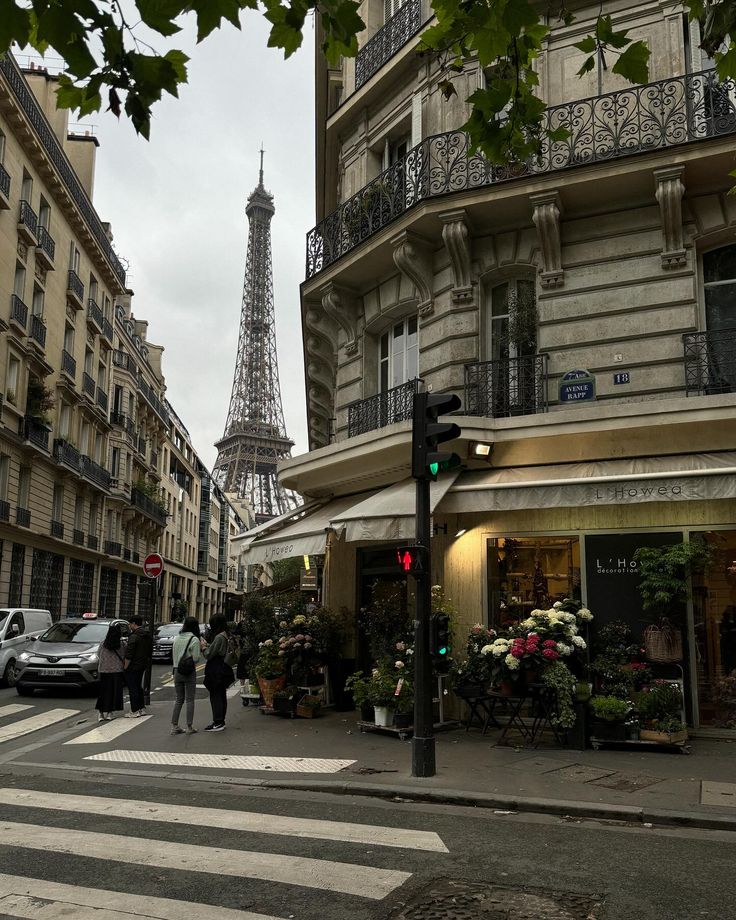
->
[[202, 614, 234, 732], [124, 615, 152, 718], [171, 617, 203, 735], [95, 622, 126, 722]]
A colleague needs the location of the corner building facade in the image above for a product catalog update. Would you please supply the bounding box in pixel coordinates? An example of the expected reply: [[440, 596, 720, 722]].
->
[[243, 1, 736, 728]]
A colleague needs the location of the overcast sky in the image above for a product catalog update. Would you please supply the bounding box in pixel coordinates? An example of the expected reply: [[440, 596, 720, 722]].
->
[[84, 12, 315, 471]]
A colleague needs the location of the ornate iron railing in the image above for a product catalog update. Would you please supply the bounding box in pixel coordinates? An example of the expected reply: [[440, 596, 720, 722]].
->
[[10, 294, 28, 329], [110, 410, 127, 428], [29, 314, 46, 349], [133, 551, 140, 564], [306, 69, 736, 278], [73, 529, 84, 545], [82, 372, 96, 399], [102, 317, 114, 343], [87, 298, 104, 330], [18, 199, 38, 239], [61, 349, 76, 379], [0, 500, 9, 523], [37, 226, 55, 263], [87, 533, 99, 550], [131, 486, 167, 527], [22, 416, 50, 451], [67, 270, 84, 303], [683, 328, 736, 395], [347, 377, 419, 437], [355, 0, 423, 90], [139, 377, 169, 425], [0, 55, 126, 286], [81, 455, 111, 491], [51, 520, 64, 539], [465, 354, 549, 418], [96, 386, 108, 412], [123, 548, 131, 561], [150, 449, 159, 470], [104, 540, 122, 556], [137, 435, 146, 455], [0, 162, 9, 199], [53, 438, 81, 471], [16, 506, 30, 527]]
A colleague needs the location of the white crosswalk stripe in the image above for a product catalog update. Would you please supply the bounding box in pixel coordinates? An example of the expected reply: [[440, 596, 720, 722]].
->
[[0, 708, 79, 744], [84, 749, 356, 772], [0, 703, 34, 719], [0, 874, 285, 920], [64, 715, 152, 745], [0, 788, 448, 852]]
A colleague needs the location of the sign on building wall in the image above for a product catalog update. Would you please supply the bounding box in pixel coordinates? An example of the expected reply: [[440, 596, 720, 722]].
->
[[559, 369, 596, 403]]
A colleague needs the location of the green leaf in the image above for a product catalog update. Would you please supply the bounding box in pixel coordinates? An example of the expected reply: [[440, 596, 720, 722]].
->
[[502, 0, 538, 36], [576, 56, 595, 76], [574, 36, 597, 54], [136, 0, 183, 37], [612, 40, 650, 85], [716, 45, 736, 82], [0, 4, 32, 51], [267, 21, 304, 56]]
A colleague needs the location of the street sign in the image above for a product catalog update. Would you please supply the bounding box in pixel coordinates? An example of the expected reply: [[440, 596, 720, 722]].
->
[[143, 552, 164, 579], [559, 369, 596, 403]]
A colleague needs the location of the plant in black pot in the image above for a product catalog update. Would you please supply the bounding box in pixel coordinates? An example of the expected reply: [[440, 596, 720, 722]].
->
[[637, 680, 687, 743], [271, 687, 300, 717], [589, 695, 630, 741]]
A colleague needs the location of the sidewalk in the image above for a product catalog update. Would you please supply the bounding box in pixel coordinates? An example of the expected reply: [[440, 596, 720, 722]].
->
[[8, 691, 736, 830]]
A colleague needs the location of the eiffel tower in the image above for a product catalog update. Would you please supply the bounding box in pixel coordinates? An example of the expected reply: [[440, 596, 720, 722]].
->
[[213, 152, 296, 523]]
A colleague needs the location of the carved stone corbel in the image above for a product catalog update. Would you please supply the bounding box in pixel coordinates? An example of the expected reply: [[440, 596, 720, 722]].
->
[[320, 282, 360, 356], [530, 191, 564, 289], [391, 230, 434, 316], [654, 165, 686, 269], [439, 209, 474, 304]]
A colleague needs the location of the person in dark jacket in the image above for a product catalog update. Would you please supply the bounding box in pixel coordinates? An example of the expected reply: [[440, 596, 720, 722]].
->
[[203, 613, 233, 731], [124, 615, 152, 718]]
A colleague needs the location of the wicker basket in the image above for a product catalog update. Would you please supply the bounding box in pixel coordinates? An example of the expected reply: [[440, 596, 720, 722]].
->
[[643, 619, 683, 663], [296, 695, 322, 718]]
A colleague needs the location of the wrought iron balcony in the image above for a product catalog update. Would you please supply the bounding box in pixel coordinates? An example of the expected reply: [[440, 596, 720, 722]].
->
[[21, 416, 51, 451], [67, 270, 84, 308], [123, 548, 131, 561], [0, 162, 9, 202], [73, 528, 84, 545], [0, 500, 9, 523], [104, 540, 122, 556], [355, 0, 423, 90], [110, 410, 128, 428], [61, 349, 76, 379], [347, 377, 418, 438], [87, 298, 104, 332], [137, 435, 146, 455], [465, 354, 548, 418], [16, 506, 30, 527], [10, 294, 28, 330], [131, 486, 168, 527], [81, 455, 111, 492], [29, 314, 46, 350], [306, 68, 736, 278], [96, 386, 108, 412], [113, 349, 138, 375], [36, 226, 55, 267], [87, 533, 99, 550], [683, 327, 736, 396], [82, 372, 96, 399], [150, 449, 159, 470], [0, 55, 126, 286], [51, 520, 64, 539], [53, 437, 81, 472], [138, 378, 169, 425], [102, 317, 114, 344], [133, 551, 140, 564], [18, 199, 38, 243]]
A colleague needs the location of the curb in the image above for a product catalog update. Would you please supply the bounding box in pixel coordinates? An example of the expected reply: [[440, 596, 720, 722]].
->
[[261, 778, 736, 832]]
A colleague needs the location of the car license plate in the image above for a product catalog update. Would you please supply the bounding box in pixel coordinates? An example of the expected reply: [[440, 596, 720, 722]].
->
[[40, 668, 65, 677]]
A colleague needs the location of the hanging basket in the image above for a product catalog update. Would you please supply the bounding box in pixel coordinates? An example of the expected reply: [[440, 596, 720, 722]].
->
[[643, 619, 683, 664]]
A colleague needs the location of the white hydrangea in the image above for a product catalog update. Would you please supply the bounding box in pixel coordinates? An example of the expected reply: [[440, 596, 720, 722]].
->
[[504, 653, 520, 670], [572, 635, 587, 648], [521, 617, 534, 628], [553, 601, 563, 610], [480, 644, 494, 656], [577, 607, 593, 621], [556, 642, 573, 656]]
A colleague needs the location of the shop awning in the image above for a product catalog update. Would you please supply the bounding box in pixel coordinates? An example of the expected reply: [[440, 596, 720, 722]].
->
[[331, 474, 459, 542], [442, 451, 736, 513]]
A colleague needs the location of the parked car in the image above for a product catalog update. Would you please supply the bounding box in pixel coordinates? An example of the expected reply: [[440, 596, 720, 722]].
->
[[0, 609, 53, 687], [152, 623, 182, 663], [15, 614, 130, 694]]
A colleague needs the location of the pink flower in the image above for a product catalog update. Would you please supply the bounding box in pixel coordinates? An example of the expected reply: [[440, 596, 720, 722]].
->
[[542, 648, 559, 660], [511, 648, 525, 659], [542, 639, 557, 648]]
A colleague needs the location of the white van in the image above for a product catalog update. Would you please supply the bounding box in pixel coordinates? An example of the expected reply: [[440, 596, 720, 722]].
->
[[0, 609, 53, 686]]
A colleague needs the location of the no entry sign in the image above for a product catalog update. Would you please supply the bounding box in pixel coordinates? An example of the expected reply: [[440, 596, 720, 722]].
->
[[143, 552, 164, 579]]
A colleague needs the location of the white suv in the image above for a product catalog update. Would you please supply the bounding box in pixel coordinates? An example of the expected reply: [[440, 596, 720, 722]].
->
[[0, 609, 53, 687]]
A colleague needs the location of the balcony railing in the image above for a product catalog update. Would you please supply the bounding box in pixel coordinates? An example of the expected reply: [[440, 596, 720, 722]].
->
[[347, 378, 418, 438], [102, 317, 114, 343], [683, 327, 736, 396], [87, 298, 104, 331], [96, 386, 108, 412], [137, 435, 146, 455], [18, 199, 38, 241], [0, 500, 9, 522], [355, 0, 423, 90], [10, 294, 28, 330], [37, 226, 55, 265], [138, 377, 169, 425], [51, 520, 64, 539], [150, 449, 159, 470], [0, 162, 9, 200], [81, 455, 111, 491], [111, 410, 128, 428], [465, 354, 548, 418], [61, 349, 76, 379], [123, 548, 131, 561], [67, 270, 84, 306], [73, 528, 84, 545], [82, 372, 96, 399], [53, 437, 81, 471], [113, 349, 137, 375], [0, 55, 126, 286], [131, 486, 168, 527], [21, 416, 50, 451], [306, 68, 736, 278], [16, 506, 30, 527], [29, 314, 46, 349], [87, 533, 99, 550], [133, 551, 140, 564], [104, 540, 122, 556]]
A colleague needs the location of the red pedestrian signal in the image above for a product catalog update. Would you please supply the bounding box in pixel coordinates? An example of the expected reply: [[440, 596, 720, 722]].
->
[[396, 545, 426, 575]]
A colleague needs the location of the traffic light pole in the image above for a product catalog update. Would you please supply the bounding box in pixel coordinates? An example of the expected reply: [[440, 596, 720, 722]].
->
[[412, 471, 435, 777]]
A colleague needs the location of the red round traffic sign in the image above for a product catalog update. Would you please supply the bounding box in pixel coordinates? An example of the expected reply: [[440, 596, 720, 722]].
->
[[143, 552, 164, 578]]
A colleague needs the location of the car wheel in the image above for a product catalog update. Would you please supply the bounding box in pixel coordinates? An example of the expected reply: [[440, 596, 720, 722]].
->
[[3, 659, 18, 688], [16, 685, 33, 696]]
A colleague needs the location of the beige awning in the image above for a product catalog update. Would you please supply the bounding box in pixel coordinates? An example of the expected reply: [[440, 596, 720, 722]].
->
[[442, 451, 736, 513]]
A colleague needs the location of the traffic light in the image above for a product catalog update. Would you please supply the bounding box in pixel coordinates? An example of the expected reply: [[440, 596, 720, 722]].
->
[[396, 545, 427, 576], [430, 613, 451, 663], [412, 391, 462, 481]]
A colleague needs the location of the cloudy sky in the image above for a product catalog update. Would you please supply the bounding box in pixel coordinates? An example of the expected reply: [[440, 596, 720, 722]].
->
[[84, 12, 315, 470]]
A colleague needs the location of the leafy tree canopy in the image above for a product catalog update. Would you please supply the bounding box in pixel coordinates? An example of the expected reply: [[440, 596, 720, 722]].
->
[[0, 0, 734, 158]]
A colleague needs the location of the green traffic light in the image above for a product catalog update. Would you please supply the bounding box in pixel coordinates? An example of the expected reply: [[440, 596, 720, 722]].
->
[[438, 646, 448, 656], [429, 462, 439, 476]]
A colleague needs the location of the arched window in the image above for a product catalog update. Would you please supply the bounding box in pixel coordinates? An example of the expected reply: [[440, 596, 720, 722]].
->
[[703, 245, 736, 331], [484, 278, 537, 362]]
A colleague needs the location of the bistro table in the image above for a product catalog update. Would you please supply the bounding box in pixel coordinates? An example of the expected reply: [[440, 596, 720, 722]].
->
[[492, 684, 566, 747]]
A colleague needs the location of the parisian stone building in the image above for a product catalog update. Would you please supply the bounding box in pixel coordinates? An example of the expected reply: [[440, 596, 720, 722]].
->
[[238, 0, 736, 728]]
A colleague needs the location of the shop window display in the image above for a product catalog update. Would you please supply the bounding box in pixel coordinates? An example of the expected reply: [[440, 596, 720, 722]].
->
[[487, 536, 581, 629]]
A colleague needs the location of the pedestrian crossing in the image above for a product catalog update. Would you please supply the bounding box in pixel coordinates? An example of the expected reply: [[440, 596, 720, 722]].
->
[[64, 715, 152, 745], [0, 784, 445, 918], [0, 707, 80, 744]]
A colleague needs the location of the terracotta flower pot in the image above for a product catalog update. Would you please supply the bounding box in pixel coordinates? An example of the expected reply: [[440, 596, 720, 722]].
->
[[258, 676, 286, 710]]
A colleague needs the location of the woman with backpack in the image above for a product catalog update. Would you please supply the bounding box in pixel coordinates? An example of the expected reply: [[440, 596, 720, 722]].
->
[[171, 617, 203, 735], [96, 621, 126, 722], [202, 613, 236, 732]]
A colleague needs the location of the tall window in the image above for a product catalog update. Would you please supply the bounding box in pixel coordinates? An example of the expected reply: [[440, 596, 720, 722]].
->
[[59, 402, 71, 439], [14, 263, 25, 299], [52, 484, 64, 522], [89, 501, 98, 537], [379, 316, 418, 391], [18, 466, 31, 509], [21, 171, 32, 203], [0, 130, 6, 163], [6, 354, 20, 403], [80, 421, 90, 455], [702, 245, 736, 393], [69, 242, 80, 273], [64, 324, 74, 354], [89, 274, 98, 303], [74, 496, 84, 531], [484, 278, 537, 362], [31, 285, 44, 317], [0, 454, 9, 501], [84, 348, 94, 375], [39, 197, 51, 230]]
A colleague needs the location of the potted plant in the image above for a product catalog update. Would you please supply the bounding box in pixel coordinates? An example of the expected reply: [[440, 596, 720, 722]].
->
[[540, 660, 577, 730], [637, 680, 687, 743], [344, 670, 374, 722], [393, 674, 414, 729], [253, 641, 285, 709], [589, 695, 630, 740], [272, 687, 300, 717], [712, 670, 736, 727]]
